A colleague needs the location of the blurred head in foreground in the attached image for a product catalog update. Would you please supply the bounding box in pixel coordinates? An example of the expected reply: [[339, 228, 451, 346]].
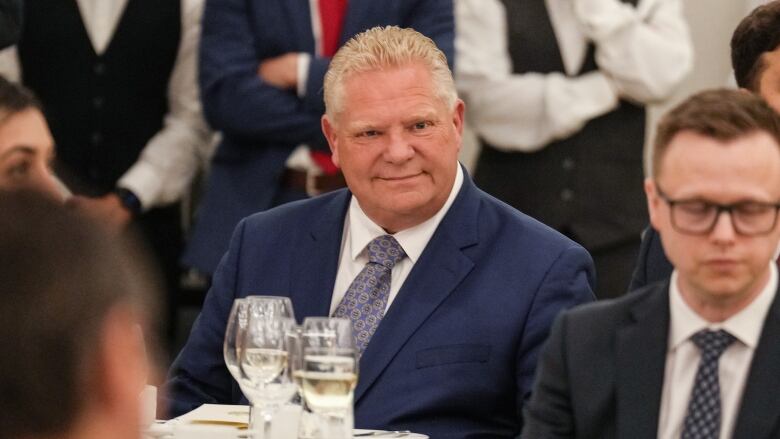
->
[[0, 76, 61, 199], [0, 191, 159, 439]]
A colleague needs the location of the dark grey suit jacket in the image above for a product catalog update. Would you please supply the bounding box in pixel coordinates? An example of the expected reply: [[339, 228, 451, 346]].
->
[[523, 281, 780, 439]]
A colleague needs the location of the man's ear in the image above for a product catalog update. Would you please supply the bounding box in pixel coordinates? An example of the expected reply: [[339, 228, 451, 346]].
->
[[322, 114, 340, 167], [452, 99, 465, 153], [645, 177, 662, 231]]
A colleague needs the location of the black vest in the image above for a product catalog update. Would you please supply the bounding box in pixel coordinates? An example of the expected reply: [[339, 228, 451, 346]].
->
[[18, 0, 181, 194], [475, 0, 647, 250]]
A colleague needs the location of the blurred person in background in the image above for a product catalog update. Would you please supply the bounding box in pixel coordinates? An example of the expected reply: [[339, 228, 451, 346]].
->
[[182, 0, 455, 277], [456, 0, 692, 298], [630, 0, 780, 292], [0, 190, 160, 439], [0, 0, 214, 351], [0, 75, 62, 198]]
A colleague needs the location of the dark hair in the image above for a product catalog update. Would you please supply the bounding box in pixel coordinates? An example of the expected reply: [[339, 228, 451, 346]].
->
[[0, 75, 40, 120], [0, 191, 159, 437], [652, 88, 780, 177], [731, 0, 780, 90]]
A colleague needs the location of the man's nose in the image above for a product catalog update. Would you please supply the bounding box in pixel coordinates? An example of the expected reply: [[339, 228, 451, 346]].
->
[[710, 210, 737, 243], [383, 131, 415, 163]]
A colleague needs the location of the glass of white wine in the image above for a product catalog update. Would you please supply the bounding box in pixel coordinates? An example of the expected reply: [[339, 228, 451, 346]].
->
[[238, 296, 298, 437], [296, 317, 358, 439]]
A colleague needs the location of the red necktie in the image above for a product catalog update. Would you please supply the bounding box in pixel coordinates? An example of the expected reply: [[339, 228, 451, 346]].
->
[[312, 0, 348, 175], [319, 0, 347, 57]]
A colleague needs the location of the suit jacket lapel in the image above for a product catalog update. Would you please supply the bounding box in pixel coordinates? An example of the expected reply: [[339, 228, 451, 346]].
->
[[732, 285, 780, 439], [279, 0, 316, 53], [354, 170, 480, 403], [288, 191, 351, 321], [615, 282, 670, 439]]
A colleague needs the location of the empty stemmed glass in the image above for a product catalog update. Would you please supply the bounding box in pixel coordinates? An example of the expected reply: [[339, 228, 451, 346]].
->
[[294, 317, 358, 439], [224, 298, 251, 395], [238, 296, 297, 437]]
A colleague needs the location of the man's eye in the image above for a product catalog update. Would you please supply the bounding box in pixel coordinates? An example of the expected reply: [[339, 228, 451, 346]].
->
[[7, 162, 30, 179], [413, 121, 431, 130], [357, 130, 378, 138], [677, 201, 711, 215], [736, 203, 773, 216]]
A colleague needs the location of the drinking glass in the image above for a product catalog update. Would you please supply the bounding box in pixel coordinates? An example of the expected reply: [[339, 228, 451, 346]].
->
[[238, 297, 298, 437], [297, 317, 358, 439], [224, 298, 250, 394]]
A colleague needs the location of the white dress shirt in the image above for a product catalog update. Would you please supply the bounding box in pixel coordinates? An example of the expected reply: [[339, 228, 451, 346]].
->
[[0, 0, 213, 210], [328, 165, 464, 315], [455, 0, 692, 152], [656, 264, 778, 439]]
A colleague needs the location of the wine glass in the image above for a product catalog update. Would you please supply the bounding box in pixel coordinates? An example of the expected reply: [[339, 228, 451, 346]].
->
[[238, 297, 298, 437], [224, 298, 251, 395], [224, 296, 295, 396], [297, 317, 358, 439]]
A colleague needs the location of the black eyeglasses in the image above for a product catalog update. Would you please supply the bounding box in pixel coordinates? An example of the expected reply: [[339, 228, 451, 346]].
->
[[655, 184, 780, 236]]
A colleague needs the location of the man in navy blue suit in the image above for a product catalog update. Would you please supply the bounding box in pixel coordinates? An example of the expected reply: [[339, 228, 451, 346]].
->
[[166, 27, 595, 438], [183, 0, 455, 276], [629, 0, 780, 292]]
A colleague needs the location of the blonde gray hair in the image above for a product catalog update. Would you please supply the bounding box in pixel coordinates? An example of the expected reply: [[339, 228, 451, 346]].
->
[[323, 26, 457, 121]]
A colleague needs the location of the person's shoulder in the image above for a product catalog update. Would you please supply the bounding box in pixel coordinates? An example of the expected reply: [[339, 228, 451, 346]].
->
[[241, 189, 349, 234], [564, 282, 666, 328]]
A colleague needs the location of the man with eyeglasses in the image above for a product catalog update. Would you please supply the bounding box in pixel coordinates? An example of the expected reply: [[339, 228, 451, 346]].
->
[[522, 89, 780, 438], [629, 0, 780, 291]]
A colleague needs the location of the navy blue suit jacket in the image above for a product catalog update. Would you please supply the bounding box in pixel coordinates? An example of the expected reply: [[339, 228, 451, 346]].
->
[[627, 227, 673, 292], [167, 171, 595, 438], [182, 0, 455, 274]]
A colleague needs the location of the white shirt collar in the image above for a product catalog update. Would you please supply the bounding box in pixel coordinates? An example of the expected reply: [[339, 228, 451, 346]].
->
[[669, 263, 777, 351], [348, 165, 464, 263]]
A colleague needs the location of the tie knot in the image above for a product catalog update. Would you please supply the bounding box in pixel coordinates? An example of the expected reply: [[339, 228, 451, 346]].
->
[[367, 235, 405, 269], [691, 329, 736, 358]]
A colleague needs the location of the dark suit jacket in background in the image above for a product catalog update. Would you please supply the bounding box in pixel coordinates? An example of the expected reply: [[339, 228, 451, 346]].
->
[[523, 281, 780, 439], [0, 0, 22, 50], [627, 227, 673, 292], [167, 170, 595, 438], [182, 0, 455, 275]]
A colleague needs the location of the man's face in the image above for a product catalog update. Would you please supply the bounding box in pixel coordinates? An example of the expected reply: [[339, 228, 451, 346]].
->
[[322, 62, 464, 232], [646, 130, 780, 306], [0, 108, 60, 198], [758, 45, 780, 114]]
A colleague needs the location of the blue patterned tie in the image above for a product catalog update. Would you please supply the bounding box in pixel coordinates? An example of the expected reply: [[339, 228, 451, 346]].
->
[[681, 329, 737, 439], [333, 235, 406, 354]]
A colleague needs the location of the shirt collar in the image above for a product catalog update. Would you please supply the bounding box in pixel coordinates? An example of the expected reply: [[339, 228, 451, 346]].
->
[[348, 164, 464, 263], [669, 263, 777, 350]]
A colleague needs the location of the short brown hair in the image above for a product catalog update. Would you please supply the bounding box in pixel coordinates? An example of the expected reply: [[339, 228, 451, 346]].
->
[[0, 191, 159, 438], [731, 0, 780, 90], [652, 88, 780, 178]]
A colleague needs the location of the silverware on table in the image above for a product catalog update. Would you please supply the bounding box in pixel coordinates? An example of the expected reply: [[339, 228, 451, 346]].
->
[[354, 431, 411, 437]]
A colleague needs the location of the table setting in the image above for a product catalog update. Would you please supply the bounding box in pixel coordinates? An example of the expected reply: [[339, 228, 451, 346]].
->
[[144, 296, 428, 439]]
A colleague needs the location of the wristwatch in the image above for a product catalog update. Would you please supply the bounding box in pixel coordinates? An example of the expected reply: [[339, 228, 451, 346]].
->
[[114, 187, 142, 216]]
